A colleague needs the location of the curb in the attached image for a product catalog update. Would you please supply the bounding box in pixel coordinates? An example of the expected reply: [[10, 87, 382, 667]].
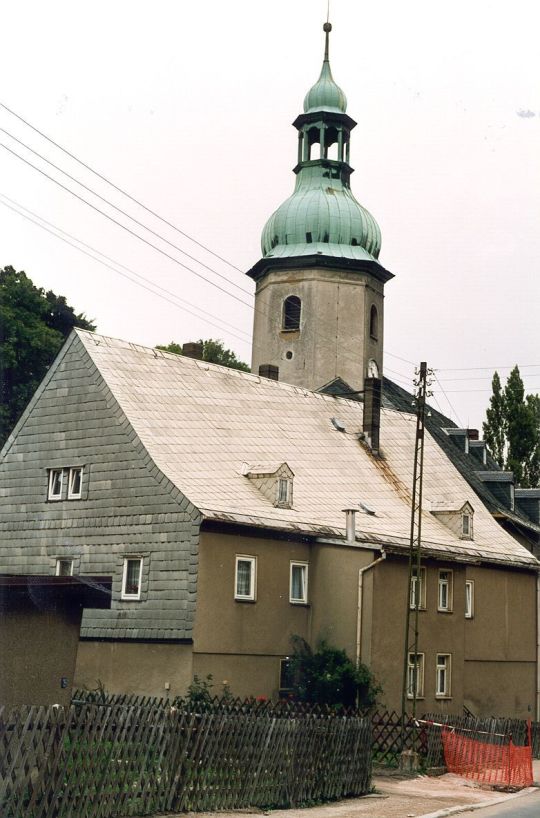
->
[[419, 785, 538, 818]]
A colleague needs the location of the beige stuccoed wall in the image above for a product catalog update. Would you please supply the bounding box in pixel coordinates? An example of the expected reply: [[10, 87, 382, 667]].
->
[[251, 267, 384, 391], [0, 601, 81, 705], [463, 565, 536, 718], [75, 641, 193, 698], [193, 531, 378, 698], [369, 556, 536, 717]]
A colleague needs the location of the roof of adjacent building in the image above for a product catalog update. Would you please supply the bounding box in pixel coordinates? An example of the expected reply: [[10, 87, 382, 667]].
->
[[70, 330, 537, 568]]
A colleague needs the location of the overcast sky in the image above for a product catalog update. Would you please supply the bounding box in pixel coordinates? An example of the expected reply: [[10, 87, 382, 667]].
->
[[1, 0, 539, 429]]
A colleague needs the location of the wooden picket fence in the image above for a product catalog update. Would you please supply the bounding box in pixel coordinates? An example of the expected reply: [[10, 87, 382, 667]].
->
[[0, 700, 372, 818]]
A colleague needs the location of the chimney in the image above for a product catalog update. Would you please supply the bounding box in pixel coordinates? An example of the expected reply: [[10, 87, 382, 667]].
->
[[259, 364, 279, 381], [363, 377, 382, 454], [342, 508, 357, 543], [182, 342, 204, 360]]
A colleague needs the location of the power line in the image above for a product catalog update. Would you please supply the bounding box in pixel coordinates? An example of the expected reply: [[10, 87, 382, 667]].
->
[[435, 364, 540, 372], [0, 196, 251, 345], [0, 141, 254, 309], [0, 100, 245, 274], [0, 126, 253, 297], [432, 372, 463, 427]]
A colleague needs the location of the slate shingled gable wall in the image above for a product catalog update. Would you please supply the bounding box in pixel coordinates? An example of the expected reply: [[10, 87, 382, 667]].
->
[[0, 332, 200, 641]]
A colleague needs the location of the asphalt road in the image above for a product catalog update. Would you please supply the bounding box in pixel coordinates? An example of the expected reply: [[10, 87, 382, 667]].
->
[[462, 790, 540, 817]]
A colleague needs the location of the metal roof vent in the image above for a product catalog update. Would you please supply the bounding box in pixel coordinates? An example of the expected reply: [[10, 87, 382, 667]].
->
[[358, 501, 376, 516], [331, 417, 346, 432]]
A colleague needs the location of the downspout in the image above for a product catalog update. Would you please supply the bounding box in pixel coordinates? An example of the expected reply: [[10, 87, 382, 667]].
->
[[356, 550, 386, 666], [537, 571, 540, 721]]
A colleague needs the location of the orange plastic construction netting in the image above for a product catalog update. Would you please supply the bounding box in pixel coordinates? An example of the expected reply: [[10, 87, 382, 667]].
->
[[442, 723, 533, 789]]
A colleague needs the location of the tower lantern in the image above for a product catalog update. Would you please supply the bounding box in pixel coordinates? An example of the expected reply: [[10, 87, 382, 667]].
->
[[247, 22, 394, 393]]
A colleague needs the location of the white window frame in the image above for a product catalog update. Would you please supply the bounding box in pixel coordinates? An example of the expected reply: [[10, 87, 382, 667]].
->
[[436, 653, 452, 698], [438, 569, 453, 612], [67, 466, 83, 499], [121, 557, 143, 600], [48, 468, 64, 501], [406, 652, 425, 699], [465, 579, 475, 619], [462, 512, 472, 539], [55, 558, 74, 576], [234, 555, 257, 601], [289, 561, 308, 604], [410, 566, 426, 610]]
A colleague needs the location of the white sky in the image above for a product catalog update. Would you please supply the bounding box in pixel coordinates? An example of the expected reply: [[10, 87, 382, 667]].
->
[[1, 0, 539, 430]]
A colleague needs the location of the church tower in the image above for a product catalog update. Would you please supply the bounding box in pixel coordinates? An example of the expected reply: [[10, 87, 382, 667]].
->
[[247, 23, 393, 394]]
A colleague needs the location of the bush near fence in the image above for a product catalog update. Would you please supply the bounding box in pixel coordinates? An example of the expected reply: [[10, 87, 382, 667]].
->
[[0, 696, 372, 818]]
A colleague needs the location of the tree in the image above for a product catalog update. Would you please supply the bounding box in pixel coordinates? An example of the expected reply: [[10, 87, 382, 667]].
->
[[288, 637, 381, 710], [157, 338, 250, 372], [482, 372, 505, 468], [483, 366, 540, 487], [0, 266, 95, 447]]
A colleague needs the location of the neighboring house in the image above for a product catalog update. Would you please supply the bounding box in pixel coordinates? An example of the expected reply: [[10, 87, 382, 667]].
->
[[0, 22, 538, 720], [0, 328, 537, 719], [0, 574, 111, 705]]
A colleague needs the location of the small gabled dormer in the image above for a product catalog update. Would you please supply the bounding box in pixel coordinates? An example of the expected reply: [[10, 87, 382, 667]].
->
[[430, 501, 474, 540], [242, 462, 294, 509]]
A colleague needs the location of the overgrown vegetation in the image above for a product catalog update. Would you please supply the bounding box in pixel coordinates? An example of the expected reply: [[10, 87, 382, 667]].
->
[[288, 637, 381, 709]]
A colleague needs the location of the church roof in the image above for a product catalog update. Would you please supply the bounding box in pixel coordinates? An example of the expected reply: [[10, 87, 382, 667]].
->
[[303, 23, 347, 114], [64, 330, 536, 568]]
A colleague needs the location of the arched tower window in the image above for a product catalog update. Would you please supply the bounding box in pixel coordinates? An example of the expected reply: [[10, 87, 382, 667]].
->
[[369, 305, 378, 340], [283, 296, 302, 331]]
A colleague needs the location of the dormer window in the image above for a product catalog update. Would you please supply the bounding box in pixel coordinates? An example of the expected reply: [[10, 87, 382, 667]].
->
[[282, 296, 301, 331], [277, 478, 292, 507], [243, 462, 294, 509], [462, 512, 472, 539]]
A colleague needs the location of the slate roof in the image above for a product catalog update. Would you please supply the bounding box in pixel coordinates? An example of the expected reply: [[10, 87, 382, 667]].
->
[[382, 377, 540, 538], [75, 330, 537, 569]]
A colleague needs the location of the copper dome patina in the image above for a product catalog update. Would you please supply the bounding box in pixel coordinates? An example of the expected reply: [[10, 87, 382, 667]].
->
[[260, 22, 382, 263]]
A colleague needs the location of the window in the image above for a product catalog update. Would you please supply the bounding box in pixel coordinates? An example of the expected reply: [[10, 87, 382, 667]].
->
[[407, 652, 424, 698], [410, 566, 426, 610], [438, 570, 453, 612], [56, 558, 73, 576], [48, 469, 63, 500], [369, 305, 378, 340], [465, 580, 474, 619], [68, 467, 83, 499], [436, 654, 452, 697], [122, 557, 143, 600], [290, 562, 308, 604], [276, 477, 292, 507], [462, 513, 472, 539], [282, 296, 301, 331], [235, 555, 256, 601]]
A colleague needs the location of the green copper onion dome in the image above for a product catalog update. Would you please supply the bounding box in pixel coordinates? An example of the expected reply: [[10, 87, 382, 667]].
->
[[261, 22, 382, 263]]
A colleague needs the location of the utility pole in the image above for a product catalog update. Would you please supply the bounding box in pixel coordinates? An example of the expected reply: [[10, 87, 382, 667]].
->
[[401, 362, 432, 747]]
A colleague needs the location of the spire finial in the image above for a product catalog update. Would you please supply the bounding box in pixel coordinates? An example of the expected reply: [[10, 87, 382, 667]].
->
[[323, 21, 332, 62]]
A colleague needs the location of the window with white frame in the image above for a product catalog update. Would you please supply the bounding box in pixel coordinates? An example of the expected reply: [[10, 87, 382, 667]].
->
[[407, 652, 424, 698], [438, 570, 453, 612], [462, 512, 472, 539], [48, 468, 64, 500], [121, 557, 143, 600], [436, 653, 452, 697], [235, 555, 256, 601], [68, 467, 83, 499], [290, 562, 308, 604], [56, 558, 74, 576], [410, 566, 426, 610], [465, 580, 474, 618]]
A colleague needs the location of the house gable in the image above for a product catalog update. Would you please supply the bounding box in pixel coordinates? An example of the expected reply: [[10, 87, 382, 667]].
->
[[0, 331, 200, 641]]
